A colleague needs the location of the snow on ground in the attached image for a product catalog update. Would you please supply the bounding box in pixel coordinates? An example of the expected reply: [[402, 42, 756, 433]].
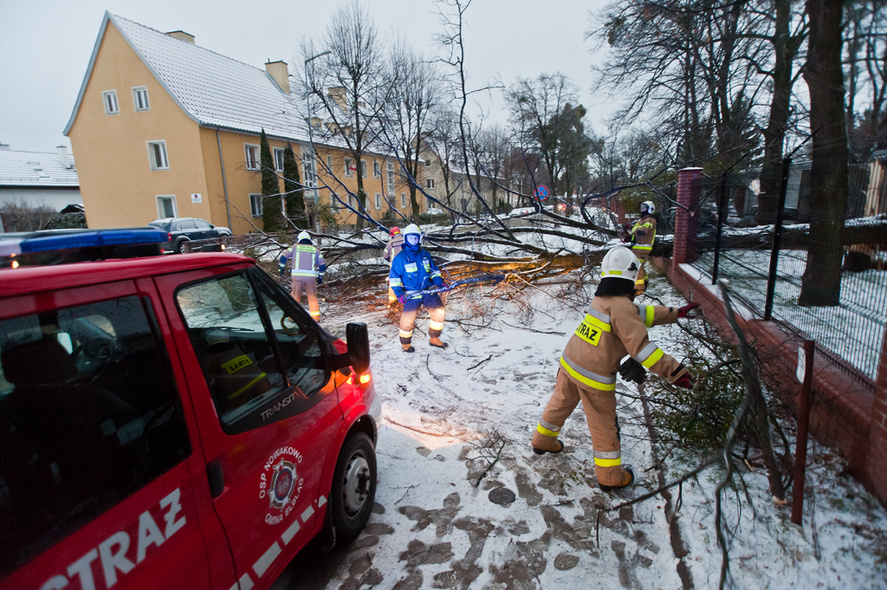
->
[[273, 262, 887, 590]]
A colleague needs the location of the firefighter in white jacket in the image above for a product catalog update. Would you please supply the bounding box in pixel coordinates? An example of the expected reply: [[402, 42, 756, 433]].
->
[[531, 246, 699, 490], [279, 231, 326, 321]]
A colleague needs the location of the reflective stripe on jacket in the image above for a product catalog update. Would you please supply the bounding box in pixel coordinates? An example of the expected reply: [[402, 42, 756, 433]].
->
[[561, 295, 684, 390], [630, 215, 656, 257], [389, 247, 442, 300], [281, 244, 326, 278]]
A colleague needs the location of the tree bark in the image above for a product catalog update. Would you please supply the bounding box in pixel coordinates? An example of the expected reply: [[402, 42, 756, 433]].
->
[[799, 0, 849, 307], [758, 0, 804, 224]]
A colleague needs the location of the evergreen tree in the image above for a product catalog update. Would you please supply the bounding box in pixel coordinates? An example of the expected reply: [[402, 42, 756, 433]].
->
[[283, 142, 308, 229], [260, 129, 285, 233]]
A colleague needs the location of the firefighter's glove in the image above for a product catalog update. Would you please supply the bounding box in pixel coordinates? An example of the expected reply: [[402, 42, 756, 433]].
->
[[398, 295, 406, 304], [674, 372, 696, 389], [618, 358, 646, 384], [678, 301, 701, 318], [316, 276, 324, 286]]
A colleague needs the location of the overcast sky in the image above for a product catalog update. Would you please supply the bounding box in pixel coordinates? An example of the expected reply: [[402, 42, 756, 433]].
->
[[0, 0, 613, 153]]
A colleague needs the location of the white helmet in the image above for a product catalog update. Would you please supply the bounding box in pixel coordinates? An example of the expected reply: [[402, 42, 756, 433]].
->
[[297, 230, 311, 243], [641, 201, 655, 215], [402, 224, 422, 247], [601, 246, 640, 283]]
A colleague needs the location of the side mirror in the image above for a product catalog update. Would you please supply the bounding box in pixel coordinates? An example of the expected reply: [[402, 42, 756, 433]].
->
[[345, 322, 370, 374], [326, 322, 370, 374]]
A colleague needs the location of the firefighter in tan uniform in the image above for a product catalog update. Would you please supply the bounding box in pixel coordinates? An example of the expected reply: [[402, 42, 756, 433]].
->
[[383, 226, 404, 306], [627, 200, 657, 294], [531, 246, 699, 490]]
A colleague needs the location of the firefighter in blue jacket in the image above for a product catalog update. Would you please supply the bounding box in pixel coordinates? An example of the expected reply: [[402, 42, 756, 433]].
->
[[389, 224, 448, 352], [279, 231, 326, 322]]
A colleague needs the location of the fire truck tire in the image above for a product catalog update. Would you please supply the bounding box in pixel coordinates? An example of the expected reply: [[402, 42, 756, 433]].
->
[[329, 432, 376, 543]]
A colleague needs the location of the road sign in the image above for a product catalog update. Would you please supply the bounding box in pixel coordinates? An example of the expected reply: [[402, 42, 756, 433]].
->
[[535, 185, 549, 200]]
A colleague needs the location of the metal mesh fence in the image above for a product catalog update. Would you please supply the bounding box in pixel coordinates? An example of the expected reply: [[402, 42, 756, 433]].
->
[[682, 159, 887, 381]]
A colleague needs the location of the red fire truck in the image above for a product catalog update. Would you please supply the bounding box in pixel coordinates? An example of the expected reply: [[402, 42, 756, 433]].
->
[[0, 229, 379, 589]]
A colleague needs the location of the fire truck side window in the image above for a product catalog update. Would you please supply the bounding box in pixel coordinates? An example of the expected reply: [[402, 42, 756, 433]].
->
[[0, 297, 190, 578], [177, 271, 329, 435]]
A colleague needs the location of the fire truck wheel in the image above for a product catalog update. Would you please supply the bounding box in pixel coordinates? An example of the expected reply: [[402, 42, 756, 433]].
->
[[330, 432, 377, 543]]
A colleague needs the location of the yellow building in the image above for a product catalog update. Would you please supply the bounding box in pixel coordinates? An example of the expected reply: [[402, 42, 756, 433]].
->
[[65, 12, 412, 233]]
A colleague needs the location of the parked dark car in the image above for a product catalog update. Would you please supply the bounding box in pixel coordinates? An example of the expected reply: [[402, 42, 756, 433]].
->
[[148, 217, 232, 253]]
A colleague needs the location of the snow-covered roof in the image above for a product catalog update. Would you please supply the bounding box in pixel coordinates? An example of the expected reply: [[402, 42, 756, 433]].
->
[[0, 147, 78, 188], [65, 12, 311, 143]]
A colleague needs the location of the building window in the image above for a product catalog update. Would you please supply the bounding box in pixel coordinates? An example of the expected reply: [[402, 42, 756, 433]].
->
[[274, 148, 285, 172], [359, 160, 367, 178], [249, 194, 263, 218], [102, 90, 119, 115], [244, 144, 259, 170], [326, 155, 334, 173], [344, 157, 354, 178], [301, 148, 317, 189], [387, 162, 395, 196], [156, 195, 177, 218], [424, 159, 431, 167], [426, 178, 435, 190], [330, 192, 339, 210], [401, 193, 407, 208], [374, 193, 382, 209], [147, 141, 169, 170], [132, 86, 150, 111], [373, 160, 381, 179]]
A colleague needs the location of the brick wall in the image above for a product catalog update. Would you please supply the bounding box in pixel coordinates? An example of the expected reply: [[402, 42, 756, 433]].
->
[[657, 167, 887, 509], [674, 168, 703, 264], [870, 329, 887, 501]]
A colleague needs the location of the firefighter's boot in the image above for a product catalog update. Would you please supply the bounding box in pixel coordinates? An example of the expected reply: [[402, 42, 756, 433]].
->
[[598, 466, 634, 491], [531, 429, 564, 455], [429, 336, 448, 349]]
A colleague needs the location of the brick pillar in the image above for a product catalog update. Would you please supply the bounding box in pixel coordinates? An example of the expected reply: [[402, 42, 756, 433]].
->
[[674, 168, 703, 264], [869, 328, 887, 504]]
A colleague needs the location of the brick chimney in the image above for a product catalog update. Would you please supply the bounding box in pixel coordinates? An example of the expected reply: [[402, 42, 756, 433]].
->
[[265, 60, 290, 94], [165, 30, 195, 44]]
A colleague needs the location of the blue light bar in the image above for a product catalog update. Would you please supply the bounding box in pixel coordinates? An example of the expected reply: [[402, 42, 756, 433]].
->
[[19, 229, 167, 253], [0, 229, 167, 258]]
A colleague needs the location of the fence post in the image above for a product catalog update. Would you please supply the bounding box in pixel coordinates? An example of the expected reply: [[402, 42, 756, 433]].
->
[[711, 172, 728, 285], [764, 157, 792, 320], [791, 339, 815, 525], [674, 168, 703, 265]]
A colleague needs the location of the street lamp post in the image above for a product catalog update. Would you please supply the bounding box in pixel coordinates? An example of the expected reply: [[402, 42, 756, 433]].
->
[[304, 50, 331, 221]]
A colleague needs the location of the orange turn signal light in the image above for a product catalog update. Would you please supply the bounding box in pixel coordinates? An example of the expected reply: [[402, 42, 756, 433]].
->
[[348, 372, 372, 386]]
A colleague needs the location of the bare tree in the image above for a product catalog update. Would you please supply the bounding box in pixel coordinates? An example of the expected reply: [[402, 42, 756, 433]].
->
[[436, 0, 513, 236], [382, 41, 442, 219], [589, 0, 770, 167], [754, 0, 808, 224], [303, 0, 390, 230], [473, 126, 509, 211], [845, 0, 887, 159], [506, 73, 580, 194]]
